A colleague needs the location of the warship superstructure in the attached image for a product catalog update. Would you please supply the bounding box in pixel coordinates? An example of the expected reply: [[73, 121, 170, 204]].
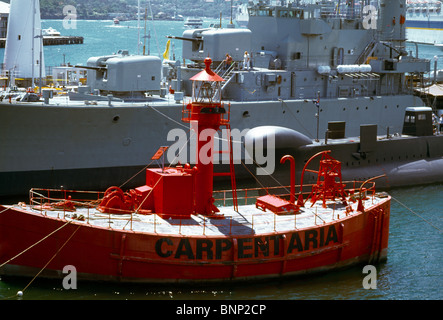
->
[[0, 0, 435, 197]]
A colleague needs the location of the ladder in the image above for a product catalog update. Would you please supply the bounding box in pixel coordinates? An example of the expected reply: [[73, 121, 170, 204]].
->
[[213, 108, 238, 212], [355, 39, 378, 65], [212, 62, 237, 100]]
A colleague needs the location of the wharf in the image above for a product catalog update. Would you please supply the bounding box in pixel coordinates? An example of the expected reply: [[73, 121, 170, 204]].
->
[[0, 36, 84, 48]]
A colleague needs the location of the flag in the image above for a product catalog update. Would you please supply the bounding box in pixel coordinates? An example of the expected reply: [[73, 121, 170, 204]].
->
[[162, 39, 171, 60], [313, 97, 319, 107], [400, 15, 405, 25]]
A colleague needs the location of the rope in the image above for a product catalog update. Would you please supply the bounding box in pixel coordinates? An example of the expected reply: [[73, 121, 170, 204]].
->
[[240, 160, 267, 190], [242, 142, 291, 195], [0, 206, 9, 215], [147, 103, 243, 144], [0, 217, 82, 299], [134, 130, 196, 213], [278, 99, 314, 139], [118, 103, 196, 189], [29, 190, 99, 208], [391, 196, 442, 233], [118, 160, 155, 189], [147, 104, 188, 129], [0, 219, 76, 270], [19, 224, 81, 296], [147, 0, 161, 58], [243, 144, 441, 232]]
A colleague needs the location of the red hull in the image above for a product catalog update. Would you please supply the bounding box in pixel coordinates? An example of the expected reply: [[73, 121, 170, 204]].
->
[[0, 199, 390, 283]]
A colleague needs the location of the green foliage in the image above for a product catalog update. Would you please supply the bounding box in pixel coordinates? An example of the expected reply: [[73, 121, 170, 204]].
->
[[37, 0, 249, 20]]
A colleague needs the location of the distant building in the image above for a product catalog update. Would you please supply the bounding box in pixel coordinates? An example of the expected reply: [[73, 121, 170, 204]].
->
[[0, 1, 10, 38]]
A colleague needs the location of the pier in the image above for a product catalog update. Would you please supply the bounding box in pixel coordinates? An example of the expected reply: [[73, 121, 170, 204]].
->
[[0, 36, 84, 48]]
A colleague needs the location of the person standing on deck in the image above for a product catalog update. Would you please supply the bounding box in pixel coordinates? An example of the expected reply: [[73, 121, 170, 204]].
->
[[225, 53, 233, 72], [439, 114, 443, 133], [243, 51, 250, 71]]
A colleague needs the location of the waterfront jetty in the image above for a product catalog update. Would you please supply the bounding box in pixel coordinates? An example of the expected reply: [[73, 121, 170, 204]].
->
[[0, 35, 83, 48]]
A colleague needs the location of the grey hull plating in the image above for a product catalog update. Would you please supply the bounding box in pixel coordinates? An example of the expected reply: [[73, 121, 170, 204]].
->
[[0, 95, 421, 196]]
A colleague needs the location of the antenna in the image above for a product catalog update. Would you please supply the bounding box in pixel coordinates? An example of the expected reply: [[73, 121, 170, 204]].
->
[[137, 0, 141, 54], [32, 0, 35, 87]]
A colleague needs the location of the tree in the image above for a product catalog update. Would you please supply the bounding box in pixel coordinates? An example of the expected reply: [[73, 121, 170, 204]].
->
[[37, 0, 249, 20]]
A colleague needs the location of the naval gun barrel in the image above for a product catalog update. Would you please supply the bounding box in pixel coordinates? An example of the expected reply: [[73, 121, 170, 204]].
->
[[74, 65, 107, 72], [166, 35, 198, 42]]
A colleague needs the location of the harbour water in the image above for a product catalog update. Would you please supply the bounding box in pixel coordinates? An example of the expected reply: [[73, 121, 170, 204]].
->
[[0, 19, 442, 301]]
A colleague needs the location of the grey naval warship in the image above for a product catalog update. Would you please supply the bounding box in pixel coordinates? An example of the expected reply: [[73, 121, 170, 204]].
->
[[0, 0, 440, 197]]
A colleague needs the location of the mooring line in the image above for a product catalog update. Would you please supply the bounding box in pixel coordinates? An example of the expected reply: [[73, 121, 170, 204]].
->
[[0, 206, 10, 215], [391, 196, 442, 233], [18, 224, 82, 297], [0, 219, 81, 299], [0, 219, 76, 269], [148, 104, 188, 129]]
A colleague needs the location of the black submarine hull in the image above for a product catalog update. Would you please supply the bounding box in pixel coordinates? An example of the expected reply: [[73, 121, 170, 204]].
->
[[244, 125, 443, 189]]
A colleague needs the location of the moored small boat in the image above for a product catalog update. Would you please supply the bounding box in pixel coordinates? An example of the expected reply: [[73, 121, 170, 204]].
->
[[0, 59, 390, 283], [184, 17, 203, 28]]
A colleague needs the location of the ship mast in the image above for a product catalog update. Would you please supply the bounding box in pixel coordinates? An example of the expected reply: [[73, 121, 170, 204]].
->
[[31, 0, 35, 88]]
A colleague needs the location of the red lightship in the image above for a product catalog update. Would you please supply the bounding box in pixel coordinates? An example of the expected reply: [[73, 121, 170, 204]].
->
[[0, 59, 390, 283]]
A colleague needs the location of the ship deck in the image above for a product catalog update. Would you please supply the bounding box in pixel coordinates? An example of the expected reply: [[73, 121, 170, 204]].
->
[[7, 188, 389, 237], [2, 90, 185, 108]]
